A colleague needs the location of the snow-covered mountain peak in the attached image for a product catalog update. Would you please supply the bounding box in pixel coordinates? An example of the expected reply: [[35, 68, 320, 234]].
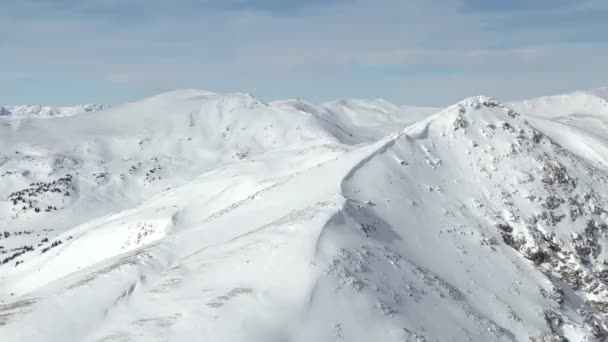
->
[[134, 90, 267, 115], [420, 95, 506, 122], [405, 95, 520, 139], [453, 95, 501, 110], [135, 89, 217, 105]]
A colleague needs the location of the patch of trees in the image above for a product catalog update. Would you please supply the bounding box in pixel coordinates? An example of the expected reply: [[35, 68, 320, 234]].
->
[[1, 245, 34, 265], [0, 230, 33, 239], [7, 174, 74, 212], [145, 166, 162, 183], [41, 240, 62, 254], [37, 237, 49, 247], [129, 163, 142, 175]]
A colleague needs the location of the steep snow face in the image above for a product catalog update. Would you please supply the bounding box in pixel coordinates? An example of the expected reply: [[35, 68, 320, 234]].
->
[[4, 89, 608, 341], [332, 97, 608, 341], [1, 104, 110, 118]]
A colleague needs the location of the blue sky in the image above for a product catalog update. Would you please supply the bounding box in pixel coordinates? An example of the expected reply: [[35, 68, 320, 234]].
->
[[1, 0, 607, 106]]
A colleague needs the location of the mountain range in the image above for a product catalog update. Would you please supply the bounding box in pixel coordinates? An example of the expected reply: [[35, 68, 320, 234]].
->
[[2, 88, 608, 341]]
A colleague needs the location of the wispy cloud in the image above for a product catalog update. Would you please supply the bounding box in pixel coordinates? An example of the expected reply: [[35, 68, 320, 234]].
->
[[1, 0, 607, 105]]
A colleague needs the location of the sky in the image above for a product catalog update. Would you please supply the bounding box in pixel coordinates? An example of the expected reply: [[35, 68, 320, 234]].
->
[[1, 0, 607, 106]]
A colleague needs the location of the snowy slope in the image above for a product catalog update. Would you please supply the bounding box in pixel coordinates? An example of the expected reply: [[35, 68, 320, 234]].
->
[[0, 89, 360, 254], [2, 89, 608, 341]]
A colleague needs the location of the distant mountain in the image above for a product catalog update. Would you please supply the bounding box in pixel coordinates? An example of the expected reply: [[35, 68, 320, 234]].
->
[[0, 103, 110, 117], [271, 97, 439, 141], [0, 106, 11, 116], [510, 87, 608, 118]]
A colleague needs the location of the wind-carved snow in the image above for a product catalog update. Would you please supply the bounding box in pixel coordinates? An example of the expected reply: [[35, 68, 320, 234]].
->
[[2, 88, 608, 341]]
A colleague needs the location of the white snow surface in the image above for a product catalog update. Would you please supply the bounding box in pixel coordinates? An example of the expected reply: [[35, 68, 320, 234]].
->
[[2, 89, 608, 341]]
